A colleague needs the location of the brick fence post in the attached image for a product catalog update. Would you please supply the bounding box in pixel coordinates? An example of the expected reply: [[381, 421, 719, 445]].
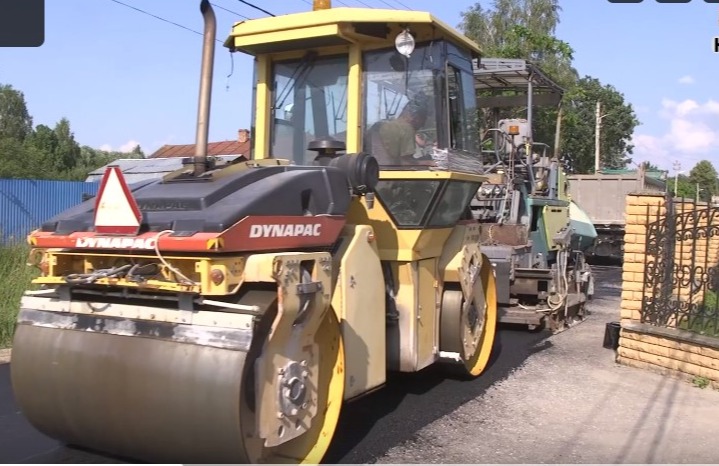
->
[[618, 195, 719, 388], [620, 192, 667, 325]]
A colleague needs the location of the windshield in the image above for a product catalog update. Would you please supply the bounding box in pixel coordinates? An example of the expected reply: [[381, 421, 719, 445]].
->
[[362, 43, 444, 168], [271, 54, 349, 165]]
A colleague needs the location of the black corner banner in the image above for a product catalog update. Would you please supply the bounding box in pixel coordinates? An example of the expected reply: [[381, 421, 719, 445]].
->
[[0, 0, 44, 47]]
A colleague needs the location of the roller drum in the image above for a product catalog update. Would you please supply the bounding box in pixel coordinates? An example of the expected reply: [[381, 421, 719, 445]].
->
[[11, 323, 253, 463]]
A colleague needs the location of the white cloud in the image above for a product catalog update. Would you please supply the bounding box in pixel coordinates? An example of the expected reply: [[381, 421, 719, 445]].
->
[[119, 140, 141, 152], [678, 75, 694, 85], [98, 140, 142, 153], [632, 99, 719, 170]]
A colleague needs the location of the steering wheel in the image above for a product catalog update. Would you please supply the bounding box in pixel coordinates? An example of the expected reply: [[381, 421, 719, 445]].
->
[[389, 199, 417, 224]]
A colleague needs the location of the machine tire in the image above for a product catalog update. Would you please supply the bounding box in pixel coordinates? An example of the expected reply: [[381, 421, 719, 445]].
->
[[439, 255, 497, 378]]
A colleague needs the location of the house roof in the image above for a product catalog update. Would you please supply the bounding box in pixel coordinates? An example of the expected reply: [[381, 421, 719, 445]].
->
[[149, 140, 250, 158], [84, 155, 244, 183]]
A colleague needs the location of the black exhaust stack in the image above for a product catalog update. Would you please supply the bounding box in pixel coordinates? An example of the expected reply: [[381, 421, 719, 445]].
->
[[193, 0, 216, 176]]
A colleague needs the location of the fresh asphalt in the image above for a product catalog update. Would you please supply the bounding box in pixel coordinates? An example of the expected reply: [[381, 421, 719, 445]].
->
[[0, 266, 620, 464]]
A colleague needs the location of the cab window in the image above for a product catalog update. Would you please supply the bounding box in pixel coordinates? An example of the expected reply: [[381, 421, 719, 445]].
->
[[270, 54, 349, 165]]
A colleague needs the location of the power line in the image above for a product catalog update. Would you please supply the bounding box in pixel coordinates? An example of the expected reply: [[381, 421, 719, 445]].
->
[[108, 0, 256, 43], [236, 0, 275, 17], [211, 2, 251, 20], [391, 0, 413, 9], [353, 0, 374, 7], [375, 0, 398, 9], [108, 0, 219, 41]]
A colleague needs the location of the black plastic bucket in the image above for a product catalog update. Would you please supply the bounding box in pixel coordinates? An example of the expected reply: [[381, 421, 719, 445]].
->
[[603, 321, 621, 350]]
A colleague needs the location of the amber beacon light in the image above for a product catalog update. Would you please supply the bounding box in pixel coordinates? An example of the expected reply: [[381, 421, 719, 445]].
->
[[313, 0, 331, 9]]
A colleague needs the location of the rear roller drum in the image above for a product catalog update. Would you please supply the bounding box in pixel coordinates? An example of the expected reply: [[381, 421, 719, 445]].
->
[[439, 256, 497, 377], [10, 299, 345, 464]]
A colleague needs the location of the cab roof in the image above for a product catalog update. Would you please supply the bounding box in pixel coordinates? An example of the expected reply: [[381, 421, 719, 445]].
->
[[224, 7, 482, 57]]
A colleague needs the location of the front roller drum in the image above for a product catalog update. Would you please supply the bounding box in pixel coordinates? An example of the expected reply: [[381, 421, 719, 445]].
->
[[10, 304, 345, 464], [440, 255, 498, 377]]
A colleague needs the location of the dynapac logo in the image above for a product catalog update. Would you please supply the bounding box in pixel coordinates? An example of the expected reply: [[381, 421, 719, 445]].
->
[[75, 237, 157, 249], [249, 224, 322, 238]]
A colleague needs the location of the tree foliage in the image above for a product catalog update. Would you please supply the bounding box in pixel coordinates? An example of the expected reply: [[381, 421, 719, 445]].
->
[[560, 77, 639, 173], [689, 160, 718, 201], [0, 84, 33, 141], [0, 83, 144, 181], [668, 160, 719, 202], [640, 161, 659, 171], [459, 0, 639, 174]]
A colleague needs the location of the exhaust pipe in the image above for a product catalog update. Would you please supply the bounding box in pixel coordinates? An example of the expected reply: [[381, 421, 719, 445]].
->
[[193, 0, 216, 176]]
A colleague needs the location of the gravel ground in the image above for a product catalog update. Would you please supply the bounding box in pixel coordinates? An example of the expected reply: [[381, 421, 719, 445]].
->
[[375, 267, 719, 464]]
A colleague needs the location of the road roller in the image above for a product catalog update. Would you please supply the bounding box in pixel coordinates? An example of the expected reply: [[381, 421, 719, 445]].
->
[[11, 0, 498, 463]]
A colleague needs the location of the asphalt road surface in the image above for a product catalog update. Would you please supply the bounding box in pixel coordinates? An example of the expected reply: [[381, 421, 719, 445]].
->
[[0, 265, 621, 464]]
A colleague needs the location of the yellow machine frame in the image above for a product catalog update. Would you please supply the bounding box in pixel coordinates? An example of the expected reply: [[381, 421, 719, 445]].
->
[[224, 2, 496, 395]]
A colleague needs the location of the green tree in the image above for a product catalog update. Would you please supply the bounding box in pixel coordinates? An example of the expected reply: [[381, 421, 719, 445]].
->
[[673, 174, 696, 200], [0, 84, 33, 141], [0, 137, 30, 178], [459, 0, 577, 150], [688, 160, 718, 202], [560, 76, 639, 173], [27, 124, 58, 154], [0, 82, 146, 181], [0, 137, 56, 179], [640, 161, 659, 171], [52, 117, 81, 172], [460, 0, 566, 62], [129, 144, 145, 158], [459, 0, 639, 174]]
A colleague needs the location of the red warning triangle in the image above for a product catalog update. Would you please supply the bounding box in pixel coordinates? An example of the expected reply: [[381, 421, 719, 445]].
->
[[93, 166, 143, 235]]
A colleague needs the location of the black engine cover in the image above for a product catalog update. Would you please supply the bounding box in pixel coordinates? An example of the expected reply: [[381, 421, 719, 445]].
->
[[41, 165, 352, 235]]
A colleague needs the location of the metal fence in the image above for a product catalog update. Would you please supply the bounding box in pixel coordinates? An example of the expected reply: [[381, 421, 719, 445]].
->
[[0, 178, 99, 244], [642, 197, 719, 337]]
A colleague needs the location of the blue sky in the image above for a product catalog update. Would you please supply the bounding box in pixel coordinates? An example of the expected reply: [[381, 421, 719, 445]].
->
[[0, 0, 717, 173]]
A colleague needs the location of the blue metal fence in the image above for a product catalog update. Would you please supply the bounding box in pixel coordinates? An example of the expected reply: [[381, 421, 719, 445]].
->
[[0, 179, 99, 243]]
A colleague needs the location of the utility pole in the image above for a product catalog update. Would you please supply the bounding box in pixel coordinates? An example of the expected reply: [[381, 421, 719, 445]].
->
[[673, 160, 681, 197], [594, 101, 601, 173]]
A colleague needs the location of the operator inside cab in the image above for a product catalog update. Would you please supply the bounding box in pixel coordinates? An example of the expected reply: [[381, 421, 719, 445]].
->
[[369, 94, 432, 166]]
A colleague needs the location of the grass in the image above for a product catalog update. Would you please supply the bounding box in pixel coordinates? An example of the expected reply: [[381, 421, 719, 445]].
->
[[0, 243, 36, 348], [692, 376, 711, 389], [676, 291, 719, 337]]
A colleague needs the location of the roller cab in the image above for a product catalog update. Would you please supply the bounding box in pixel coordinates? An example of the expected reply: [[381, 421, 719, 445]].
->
[[11, 0, 498, 463]]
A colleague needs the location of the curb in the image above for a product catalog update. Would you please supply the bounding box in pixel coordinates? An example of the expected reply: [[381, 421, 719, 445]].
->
[[0, 348, 11, 365]]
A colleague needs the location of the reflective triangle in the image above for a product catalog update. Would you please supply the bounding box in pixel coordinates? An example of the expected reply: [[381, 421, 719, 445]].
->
[[94, 166, 142, 235]]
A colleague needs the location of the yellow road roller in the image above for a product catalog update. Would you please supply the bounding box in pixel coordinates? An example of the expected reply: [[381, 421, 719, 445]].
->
[[11, 0, 497, 463]]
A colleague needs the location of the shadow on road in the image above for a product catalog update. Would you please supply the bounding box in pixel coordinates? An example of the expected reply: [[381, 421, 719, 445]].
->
[[324, 326, 552, 463]]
